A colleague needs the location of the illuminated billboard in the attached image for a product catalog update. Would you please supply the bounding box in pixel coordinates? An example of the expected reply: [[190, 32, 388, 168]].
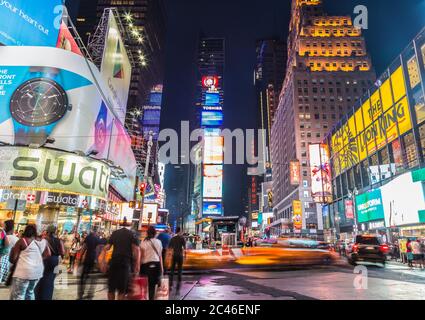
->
[[149, 92, 162, 106], [142, 107, 161, 126], [309, 144, 332, 203], [141, 202, 159, 225], [381, 171, 425, 227], [205, 92, 220, 106], [0, 46, 137, 201], [100, 9, 132, 124], [203, 165, 223, 198], [201, 111, 223, 127], [355, 189, 384, 223], [0, 146, 110, 199], [331, 66, 412, 176], [204, 136, 224, 164], [202, 76, 219, 88], [0, 0, 62, 47], [289, 160, 300, 185], [202, 201, 223, 216], [292, 200, 302, 230]]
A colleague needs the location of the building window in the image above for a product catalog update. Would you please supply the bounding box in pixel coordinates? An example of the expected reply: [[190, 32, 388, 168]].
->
[[303, 191, 309, 198], [303, 180, 308, 188], [403, 132, 419, 168]]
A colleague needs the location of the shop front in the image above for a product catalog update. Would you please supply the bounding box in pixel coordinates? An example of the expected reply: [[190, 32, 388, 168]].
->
[[0, 146, 111, 233]]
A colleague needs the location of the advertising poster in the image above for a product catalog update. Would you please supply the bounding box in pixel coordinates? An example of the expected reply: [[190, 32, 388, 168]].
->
[[202, 201, 222, 216], [0, 0, 62, 46], [201, 111, 223, 127], [289, 160, 300, 185], [204, 136, 224, 164], [292, 200, 302, 230], [381, 171, 425, 227], [309, 144, 332, 203], [345, 200, 354, 219], [355, 189, 384, 223], [100, 9, 132, 124], [203, 165, 223, 198], [141, 202, 159, 225]]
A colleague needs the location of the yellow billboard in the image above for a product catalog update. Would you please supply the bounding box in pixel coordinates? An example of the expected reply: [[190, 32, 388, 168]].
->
[[331, 66, 412, 173]]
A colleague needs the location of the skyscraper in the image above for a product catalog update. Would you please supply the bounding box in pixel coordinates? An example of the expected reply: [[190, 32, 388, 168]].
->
[[189, 37, 225, 235], [270, 0, 376, 238]]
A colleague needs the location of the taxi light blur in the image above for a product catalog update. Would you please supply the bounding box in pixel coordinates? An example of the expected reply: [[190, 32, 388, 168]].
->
[[352, 244, 359, 253], [380, 244, 389, 253]]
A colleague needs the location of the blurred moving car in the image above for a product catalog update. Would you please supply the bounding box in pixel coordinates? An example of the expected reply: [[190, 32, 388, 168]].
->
[[181, 239, 338, 270], [347, 234, 389, 266]]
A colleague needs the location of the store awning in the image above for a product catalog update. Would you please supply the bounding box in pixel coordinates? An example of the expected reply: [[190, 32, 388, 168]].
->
[[195, 218, 212, 225]]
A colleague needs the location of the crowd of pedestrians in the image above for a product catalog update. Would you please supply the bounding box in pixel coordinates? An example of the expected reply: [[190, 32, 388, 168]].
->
[[0, 218, 186, 300]]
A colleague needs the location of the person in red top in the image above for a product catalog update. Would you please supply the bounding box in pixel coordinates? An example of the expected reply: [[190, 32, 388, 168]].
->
[[406, 239, 414, 268]]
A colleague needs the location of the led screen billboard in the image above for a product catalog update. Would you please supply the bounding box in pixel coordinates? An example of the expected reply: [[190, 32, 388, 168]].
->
[[355, 189, 384, 223], [309, 144, 332, 203], [202, 76, 219, 88], [203, 165, 223, 198], [201, 111, 223, 127], [381, 171, 425, 227], [203, 201, 223, 216], [205, 92, 220, 106], [142, 107, 161, 126], [149, 92, 162, 106], [204, 136, 224, 164], [0, 0, 62, 46]]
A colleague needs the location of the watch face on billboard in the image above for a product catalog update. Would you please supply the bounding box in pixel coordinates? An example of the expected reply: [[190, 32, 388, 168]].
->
[[203, 201, 222, 215], [204, 92, 220, 106], [201, 111, 223, 127]]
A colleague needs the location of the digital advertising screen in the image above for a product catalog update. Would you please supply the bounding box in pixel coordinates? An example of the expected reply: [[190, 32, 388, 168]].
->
[[202, 201, 223, 215], [0, 0, 63, 46], [149, 92, 162, 106], [204, 128, 221, 137], [201, 111, 223, 127], [204, 92, 220, 106], [142, 108, 161, 126], [204, 136, 224, 164], [202, 177, 223, 198]]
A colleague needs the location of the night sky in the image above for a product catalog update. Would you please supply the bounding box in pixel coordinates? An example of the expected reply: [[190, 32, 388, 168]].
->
[[161, 0, 425, 216]]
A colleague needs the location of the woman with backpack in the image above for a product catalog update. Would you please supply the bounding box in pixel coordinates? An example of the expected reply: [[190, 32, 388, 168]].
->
[[8, 224, 51, 300], [140, 226, 163, 300], [35, 225, 65, 300]]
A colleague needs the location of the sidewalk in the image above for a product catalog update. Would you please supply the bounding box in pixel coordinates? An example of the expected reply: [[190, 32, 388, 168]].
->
[[0, 272, 198, 300]]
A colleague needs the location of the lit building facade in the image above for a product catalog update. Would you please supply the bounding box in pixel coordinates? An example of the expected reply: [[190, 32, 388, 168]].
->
[[191, 37, 225, 236], [270, 0, 376, 238], [323, 27, 425, 243]]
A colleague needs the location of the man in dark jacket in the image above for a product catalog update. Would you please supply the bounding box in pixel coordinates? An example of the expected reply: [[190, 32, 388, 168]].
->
[[168, 227, 186, 293]]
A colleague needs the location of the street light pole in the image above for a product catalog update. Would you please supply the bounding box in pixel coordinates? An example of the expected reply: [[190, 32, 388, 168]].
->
[[138, 131, 154, 230]]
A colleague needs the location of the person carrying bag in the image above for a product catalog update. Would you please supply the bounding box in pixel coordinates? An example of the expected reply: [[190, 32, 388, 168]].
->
[[140, 226, 168, 300]]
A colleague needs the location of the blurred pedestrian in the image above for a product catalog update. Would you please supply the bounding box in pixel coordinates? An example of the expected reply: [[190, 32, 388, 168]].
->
[[157, 228, 171, 272], [68, 233, 81, 273], [9, 224, 51, 300], [406, 239, 414, 268], [168, 227, 186, 294], [78, 227, 100, 300], [35, 225, 65, 300], [105, 217, 140, 300], [60, 230, 72, 264], [412, 239, 423, 269], [0, 220, 18, 284], [140, 226, 163, 300]]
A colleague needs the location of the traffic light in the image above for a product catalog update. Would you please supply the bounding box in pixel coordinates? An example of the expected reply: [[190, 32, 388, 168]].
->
[[139, 182, 146, 196]]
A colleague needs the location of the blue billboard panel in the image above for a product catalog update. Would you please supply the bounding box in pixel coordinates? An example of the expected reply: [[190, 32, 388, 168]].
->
[[201, 111, 223, 127], [142, 108, 161, 126], [149, 92, 162, 106], [203, 201, 223, 216], [204, 92, 220, 106], [0, 0, 63, 46]]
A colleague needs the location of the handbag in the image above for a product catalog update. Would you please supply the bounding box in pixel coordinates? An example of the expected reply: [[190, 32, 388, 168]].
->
[[98, 245, 113, 273], [128, 276, 149, 300], [155, 276, 169, 300]]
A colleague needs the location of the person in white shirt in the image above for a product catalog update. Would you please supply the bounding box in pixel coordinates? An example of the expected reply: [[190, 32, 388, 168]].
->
[[140, 226, 163, 300], [9, 224, 50, 300]]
